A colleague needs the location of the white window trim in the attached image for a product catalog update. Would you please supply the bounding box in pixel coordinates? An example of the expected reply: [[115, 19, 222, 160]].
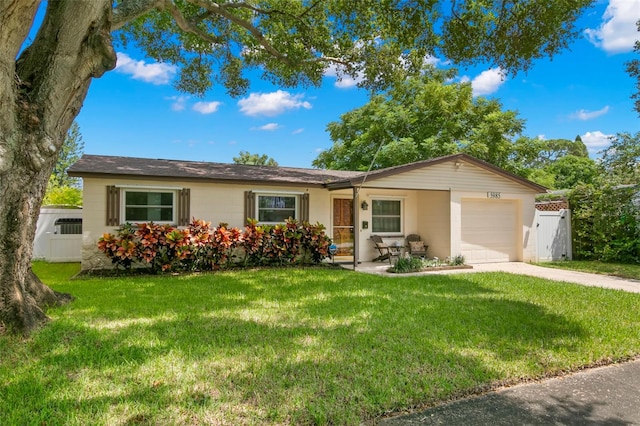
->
[[120, 187, 177, 224], [371, 198, 403, 235], [255, 192, 300, 224]]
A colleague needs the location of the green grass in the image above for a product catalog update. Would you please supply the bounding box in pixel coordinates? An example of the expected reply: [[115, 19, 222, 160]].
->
[[539, 260, 640, 280], [2, 262, 640, 425]]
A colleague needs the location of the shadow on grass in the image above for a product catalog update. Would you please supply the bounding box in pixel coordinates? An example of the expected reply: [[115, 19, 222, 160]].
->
[[0, 269, 602, 424]]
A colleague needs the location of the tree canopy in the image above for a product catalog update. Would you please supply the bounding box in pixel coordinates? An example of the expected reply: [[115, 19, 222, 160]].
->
[[115, 0, 595, 96], [313, 68, 525, 171], [0, 0, 597, 334], [233, 151, 278, 166], [625, 19, 640, 116], [314, 77, 597, 190], [599, 131, 640, 185]]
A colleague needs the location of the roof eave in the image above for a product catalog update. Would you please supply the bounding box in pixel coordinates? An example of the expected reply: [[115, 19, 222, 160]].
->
[[68, 171, 327, 188]]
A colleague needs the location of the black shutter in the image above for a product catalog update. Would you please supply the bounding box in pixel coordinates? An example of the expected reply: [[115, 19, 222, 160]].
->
[[244, 191, 255, 225], [300, 193, 310, 222], [106, 185, 120, 226], [177, 188, 191, 226]]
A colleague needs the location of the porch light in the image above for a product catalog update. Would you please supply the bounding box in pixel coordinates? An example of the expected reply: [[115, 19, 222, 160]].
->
[[361, 201, 369, 210]]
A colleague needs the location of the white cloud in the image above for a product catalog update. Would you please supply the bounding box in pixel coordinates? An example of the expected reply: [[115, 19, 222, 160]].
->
[[423, 55, 443, 66], [471, 68, 505, 96], [581, 130, 614, 153], [292, 128, 304, 135], [238, 90, 312, 116], [167, 95, 188, 111], [115, 52, 176, 85], [585, 0, 640, 53], [255, 123, 281, 131], [193, 101, 222, 114], [569, 105, 610, 121], [324, 64, 364, 89]]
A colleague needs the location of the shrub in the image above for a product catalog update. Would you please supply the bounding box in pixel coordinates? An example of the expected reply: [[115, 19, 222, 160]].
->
[[299, 221, 332, 264], [96, 223, 137, 269], [569, 185, 640, 263], [391, 256, 425, 273], [98, 218, 332, 273], [135, 222, 190, 272], [241, 219, 268, 266]]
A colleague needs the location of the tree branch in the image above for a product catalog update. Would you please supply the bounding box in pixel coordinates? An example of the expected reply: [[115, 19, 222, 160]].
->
[[164, 1, 223, 45], [111, 0, 165, 31], [187, 0, 293, 66]]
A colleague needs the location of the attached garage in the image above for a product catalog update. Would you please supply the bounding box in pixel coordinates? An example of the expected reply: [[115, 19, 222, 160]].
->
[[461, 199, 519, 263]]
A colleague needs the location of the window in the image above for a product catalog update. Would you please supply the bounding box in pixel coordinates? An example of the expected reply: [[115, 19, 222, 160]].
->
[[106, 186, 190, 226], [257, 194, 297, 223], [244, 191, 309, 225], [123, 190, 175, 223], [372, 199, 402, 234], [54, 218, 82, 235]]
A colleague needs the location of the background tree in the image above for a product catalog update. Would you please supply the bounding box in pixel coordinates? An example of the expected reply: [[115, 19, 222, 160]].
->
[[42, 122, 84, 206], [598, 131, 640, 185], [625, 20, 640, 116], [1, 0, 595, 334], [510, 136, 594, 189], [313, 69, 525, 171], [233, 151, 278, 166], [50, 122, 84, 188]]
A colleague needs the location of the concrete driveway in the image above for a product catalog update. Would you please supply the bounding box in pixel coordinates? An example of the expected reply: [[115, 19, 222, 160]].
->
[[471, 262, 640, 293], [351, 262, 640, 293]]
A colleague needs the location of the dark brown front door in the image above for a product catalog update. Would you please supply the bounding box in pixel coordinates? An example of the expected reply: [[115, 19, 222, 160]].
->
[[333, 199, 354, 256]]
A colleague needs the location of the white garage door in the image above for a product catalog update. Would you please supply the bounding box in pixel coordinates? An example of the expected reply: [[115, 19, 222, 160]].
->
[[461, 199, 518, 263]]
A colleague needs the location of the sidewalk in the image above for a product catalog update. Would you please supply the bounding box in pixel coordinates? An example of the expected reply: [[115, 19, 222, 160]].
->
[[379, 358, 640, 425], [349, 261, 640, 293]]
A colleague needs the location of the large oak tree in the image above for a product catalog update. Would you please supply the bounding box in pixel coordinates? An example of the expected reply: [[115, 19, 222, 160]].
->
[[313, 68, 526, 171], [1, 0, 594, 335]]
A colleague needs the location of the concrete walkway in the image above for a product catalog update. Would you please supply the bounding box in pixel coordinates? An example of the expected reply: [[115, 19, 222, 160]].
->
[[379, 358, 640, 425], [349, 261, 640, 293]]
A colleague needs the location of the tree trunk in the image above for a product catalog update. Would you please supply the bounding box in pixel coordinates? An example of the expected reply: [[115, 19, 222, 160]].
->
[[0, 0, 116, 335]]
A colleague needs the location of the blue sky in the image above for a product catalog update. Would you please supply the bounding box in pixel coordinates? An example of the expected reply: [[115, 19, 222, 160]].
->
[[72, 0, 640, 168]]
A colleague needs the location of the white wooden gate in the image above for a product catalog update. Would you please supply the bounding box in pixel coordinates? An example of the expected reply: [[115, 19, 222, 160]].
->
[[536, 209, 572, 261]]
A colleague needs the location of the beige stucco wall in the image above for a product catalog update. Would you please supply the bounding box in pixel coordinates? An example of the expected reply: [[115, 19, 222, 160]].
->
[[80, 177, 331, 270], [80, 157, 541, 269], [416, 190, 451, 260]]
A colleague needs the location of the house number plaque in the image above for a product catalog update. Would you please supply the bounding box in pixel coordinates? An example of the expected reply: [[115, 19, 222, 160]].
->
[[487, 192, 501, 199]]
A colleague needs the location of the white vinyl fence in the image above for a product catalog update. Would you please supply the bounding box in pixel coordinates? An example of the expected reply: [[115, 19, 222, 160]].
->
[[33, 207, 83, 262], [536, 209, 572, 261]]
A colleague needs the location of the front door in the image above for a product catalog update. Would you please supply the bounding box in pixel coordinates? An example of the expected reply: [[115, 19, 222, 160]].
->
[[332, 198, 354, 257]]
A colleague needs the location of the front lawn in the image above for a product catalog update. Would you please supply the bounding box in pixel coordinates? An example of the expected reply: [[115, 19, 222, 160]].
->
[[539, 260, 640, 280], [2, 263, 640, 425]]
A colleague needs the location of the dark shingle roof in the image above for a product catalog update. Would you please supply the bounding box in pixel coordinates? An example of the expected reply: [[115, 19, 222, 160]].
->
[[68, 153, 547, 192], [68, 155, 363, 186]]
